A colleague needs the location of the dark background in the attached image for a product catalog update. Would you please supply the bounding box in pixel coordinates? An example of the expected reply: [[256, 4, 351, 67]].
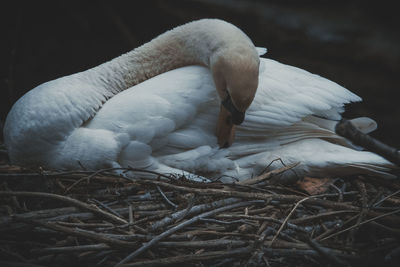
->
[[2, 0, 399, 147]]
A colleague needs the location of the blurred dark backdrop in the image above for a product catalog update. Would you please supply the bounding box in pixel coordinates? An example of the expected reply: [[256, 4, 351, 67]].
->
[[2, 0, 399, 147]]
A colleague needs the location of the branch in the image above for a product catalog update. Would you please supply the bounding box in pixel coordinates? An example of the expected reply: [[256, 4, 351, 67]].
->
[[0, 191, 127, 224], [336, 119, 400, 166]]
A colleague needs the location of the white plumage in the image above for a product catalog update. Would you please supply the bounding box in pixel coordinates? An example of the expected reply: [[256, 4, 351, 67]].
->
[[3, 19, 395, 182]]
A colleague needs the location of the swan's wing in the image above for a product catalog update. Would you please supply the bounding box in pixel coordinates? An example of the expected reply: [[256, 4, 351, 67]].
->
[[242, 58, 361, 132]]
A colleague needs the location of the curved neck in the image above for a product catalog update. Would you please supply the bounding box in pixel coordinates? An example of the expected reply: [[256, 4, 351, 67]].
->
[[87, 19, 254, 94], [4, 19, 258, 165]]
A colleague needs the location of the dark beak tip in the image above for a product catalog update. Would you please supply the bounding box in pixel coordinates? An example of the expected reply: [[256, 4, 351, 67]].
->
[[232, 113, 245, 125], [221, 95, 245, 125]]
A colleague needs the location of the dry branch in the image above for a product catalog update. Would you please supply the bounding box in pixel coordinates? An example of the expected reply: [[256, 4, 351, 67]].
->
[[336, 119, 400, 166]]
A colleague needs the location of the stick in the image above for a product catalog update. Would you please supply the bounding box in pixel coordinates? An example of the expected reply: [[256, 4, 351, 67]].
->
[[304, 236, 351, 267], [157, 239, 248, 248], [0, 207, 77, 227], [238, 163, 299, 185], [0, 191, 127, 224], [150, 198, 240, 231], [269, 195, 320, 246], [116, 200, 264, 265], [32, 244, 110, 255], [17, 218, 137, 249], [321, 208, 400, 241], [336, 119, 400, 166], [350, 179, 368, 239], [216, 214, 307, 233], [372, 189, 400, 207], [156, 185, 178, 209]]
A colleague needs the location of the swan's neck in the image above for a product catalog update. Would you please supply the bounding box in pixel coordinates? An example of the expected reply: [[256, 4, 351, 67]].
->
[[88, 19, 255, 94]]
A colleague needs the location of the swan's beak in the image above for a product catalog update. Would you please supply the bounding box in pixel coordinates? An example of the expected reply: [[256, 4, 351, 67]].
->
[[217, 104, 236, 148]]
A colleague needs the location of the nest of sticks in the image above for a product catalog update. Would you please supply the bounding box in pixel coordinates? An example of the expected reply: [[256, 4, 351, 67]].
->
[[0, 156, 399, 267]]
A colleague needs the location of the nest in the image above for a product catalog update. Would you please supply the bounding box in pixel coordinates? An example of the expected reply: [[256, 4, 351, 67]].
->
[[1, 160, 399, 267]]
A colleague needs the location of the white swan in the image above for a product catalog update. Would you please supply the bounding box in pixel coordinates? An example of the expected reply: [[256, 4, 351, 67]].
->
[[3, 19, 395, 182]]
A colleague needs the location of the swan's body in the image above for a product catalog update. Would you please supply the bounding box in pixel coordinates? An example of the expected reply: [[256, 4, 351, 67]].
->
[[4, 19, 395, 182]]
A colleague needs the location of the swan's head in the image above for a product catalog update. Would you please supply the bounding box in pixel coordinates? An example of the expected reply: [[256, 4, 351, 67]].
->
[[211, 47, 260, 147]]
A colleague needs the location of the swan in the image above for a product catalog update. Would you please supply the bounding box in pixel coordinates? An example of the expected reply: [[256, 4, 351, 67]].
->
[[3, 19, 395, 182]]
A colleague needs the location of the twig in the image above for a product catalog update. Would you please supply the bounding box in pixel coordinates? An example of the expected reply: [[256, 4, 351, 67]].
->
[[350, 179, 368, 240], [17, 218, 137, 249], [128, 205, 133, 233], [373, 189, 400, 207], [0, 206, 77, 227], [150, 198, 240, 231], [321, 208, 400, 241], [116, 200, 264, 265], [90, 198, 122, 217], [64, 168, 115, 193], [175, 193, 196, 223], [45, 207, 128, 223], [199, 217, 251, 225], [314, 214, 359, 241], [305, 236, 351, 267], [32, 244, 110, 255], [156, 185, 178, 209], [55, 221, 113, 228], [216, 214, 307, 233], [0, 191, 127, 224], [329, 183, 343, 202], [269, 194, 321, 246], [238, 163, 299, 186], [245, 227, 273, 266], [157, 239, 248, 248]]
